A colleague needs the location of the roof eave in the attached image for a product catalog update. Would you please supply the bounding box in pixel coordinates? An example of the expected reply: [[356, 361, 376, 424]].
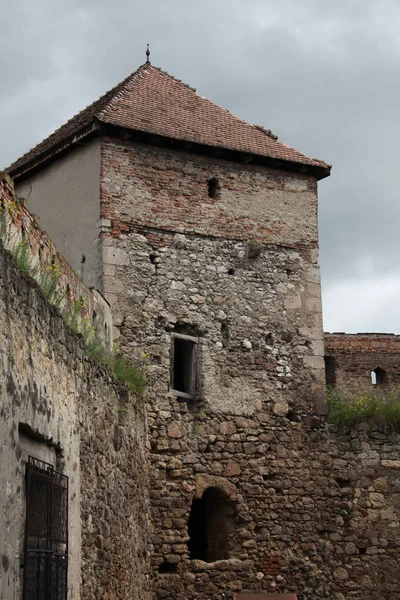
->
[[7, 122, 100, 182], [8, 120, 331, 183], [99, 122, 331, 180]]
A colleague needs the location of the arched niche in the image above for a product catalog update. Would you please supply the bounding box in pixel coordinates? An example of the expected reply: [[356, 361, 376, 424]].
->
[[371, 367, 387, 386], [187, 486, 236, 562]]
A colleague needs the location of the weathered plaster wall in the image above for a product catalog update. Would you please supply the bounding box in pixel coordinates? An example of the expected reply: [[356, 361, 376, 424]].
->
[[15, 139, 102, 289], [0, 173, 113, 350], [0, 241, 152, 600], [324, 333, 400, 390], [100, 139, 326, 414]]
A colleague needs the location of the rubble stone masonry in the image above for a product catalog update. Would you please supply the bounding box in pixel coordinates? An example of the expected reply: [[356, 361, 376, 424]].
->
[[96, 139, 397, 599], [3, 137, 400, 599], [0, 241, 152, 600]]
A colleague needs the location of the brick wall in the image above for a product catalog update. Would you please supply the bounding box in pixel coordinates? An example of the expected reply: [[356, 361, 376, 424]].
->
[[99, 138, 319, 247], [324, 333, 400, 390]]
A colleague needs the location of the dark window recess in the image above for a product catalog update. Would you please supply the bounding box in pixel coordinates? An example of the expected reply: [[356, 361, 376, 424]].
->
[[158, 561, 178, 574], [171, 334, 197, 398], [324, 356, 337, 387], [188, 487, 235, 562], [371, 367, 387, 385], [23, 456, 68, 600], [207, 178, 219, 199]]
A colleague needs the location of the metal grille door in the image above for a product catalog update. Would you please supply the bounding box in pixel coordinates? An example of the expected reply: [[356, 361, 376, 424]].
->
[[23, 456, 68, 600]]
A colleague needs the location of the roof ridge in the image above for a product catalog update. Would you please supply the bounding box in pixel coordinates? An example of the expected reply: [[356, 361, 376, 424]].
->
[[96, 65, 198, 124], [6, 62, 331, 177], [6, 64, 149, 172], [96, 63, 152, 122], [151, 65, 196, 92]]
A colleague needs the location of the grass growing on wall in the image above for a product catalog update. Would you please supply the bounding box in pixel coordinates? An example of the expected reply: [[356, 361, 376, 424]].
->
[[0, 206, 147, 397], [327, 388, 400, 430]]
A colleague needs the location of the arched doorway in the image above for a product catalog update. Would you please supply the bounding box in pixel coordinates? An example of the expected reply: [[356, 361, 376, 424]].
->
[[187, 487, 235, 562]]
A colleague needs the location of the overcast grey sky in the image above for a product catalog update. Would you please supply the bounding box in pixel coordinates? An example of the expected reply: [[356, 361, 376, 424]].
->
[[1, 0, 399, 333]]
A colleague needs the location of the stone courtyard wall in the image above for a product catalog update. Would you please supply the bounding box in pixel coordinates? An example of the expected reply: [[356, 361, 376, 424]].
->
[[326, 424, 400, 599], [0, 241, 152, 600], [324, 333, 400, 391]]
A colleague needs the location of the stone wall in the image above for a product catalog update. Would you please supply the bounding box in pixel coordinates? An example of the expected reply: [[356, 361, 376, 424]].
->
[[99, 139, 330, 598], [3, 135, 400, 599], [0, 241, 152, 600], [98, 139, 400, 599], [99, 139, 325, 413], [326, 424, 400, 599], [324, 333, 400, 390]]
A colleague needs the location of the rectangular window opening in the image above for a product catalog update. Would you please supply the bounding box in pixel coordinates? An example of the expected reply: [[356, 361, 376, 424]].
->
[[23, 455, 68, 600], [170, 333, 198, 399]]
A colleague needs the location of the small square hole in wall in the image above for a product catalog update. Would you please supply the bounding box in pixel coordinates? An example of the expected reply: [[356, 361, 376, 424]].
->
[[158, 561, 178, 574], [170, 333, 198, 399]]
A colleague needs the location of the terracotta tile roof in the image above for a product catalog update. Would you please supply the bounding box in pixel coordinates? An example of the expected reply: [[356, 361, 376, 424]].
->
[[7, 64, 330, 177]]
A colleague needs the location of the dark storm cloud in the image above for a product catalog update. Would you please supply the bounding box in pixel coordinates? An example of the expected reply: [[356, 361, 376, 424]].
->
[[1, 0, 399, 332]]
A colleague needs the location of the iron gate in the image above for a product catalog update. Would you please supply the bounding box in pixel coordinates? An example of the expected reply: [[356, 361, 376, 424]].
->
[[23, 456, 68, 600]]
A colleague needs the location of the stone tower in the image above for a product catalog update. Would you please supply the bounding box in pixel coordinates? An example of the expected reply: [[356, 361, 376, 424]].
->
[[7, 63, 334, 598]]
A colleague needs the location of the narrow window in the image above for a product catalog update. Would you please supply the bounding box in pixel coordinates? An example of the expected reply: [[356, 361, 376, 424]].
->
[[207, 178, 219, 199], [188, 487, 235, 562], [324, 356, 337, 387], [371, 367, 387, 386], [23, 456, 68, 600], [170, 333, 198, 399]]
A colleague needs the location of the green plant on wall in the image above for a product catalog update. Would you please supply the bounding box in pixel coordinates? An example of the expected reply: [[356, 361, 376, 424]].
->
[[327, 388, 400, 430], [38, 263, 65, 308], [0, 200, 147, 397], [246, 239, 263, 259], [11, 238, 31, 273]]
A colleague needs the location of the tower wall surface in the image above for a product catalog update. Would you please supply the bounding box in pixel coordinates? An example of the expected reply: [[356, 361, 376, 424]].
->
[[99, 139, 335, 598]]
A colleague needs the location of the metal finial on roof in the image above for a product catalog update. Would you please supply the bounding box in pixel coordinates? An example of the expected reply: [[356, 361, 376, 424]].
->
[[146, 44, 151, 64]]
